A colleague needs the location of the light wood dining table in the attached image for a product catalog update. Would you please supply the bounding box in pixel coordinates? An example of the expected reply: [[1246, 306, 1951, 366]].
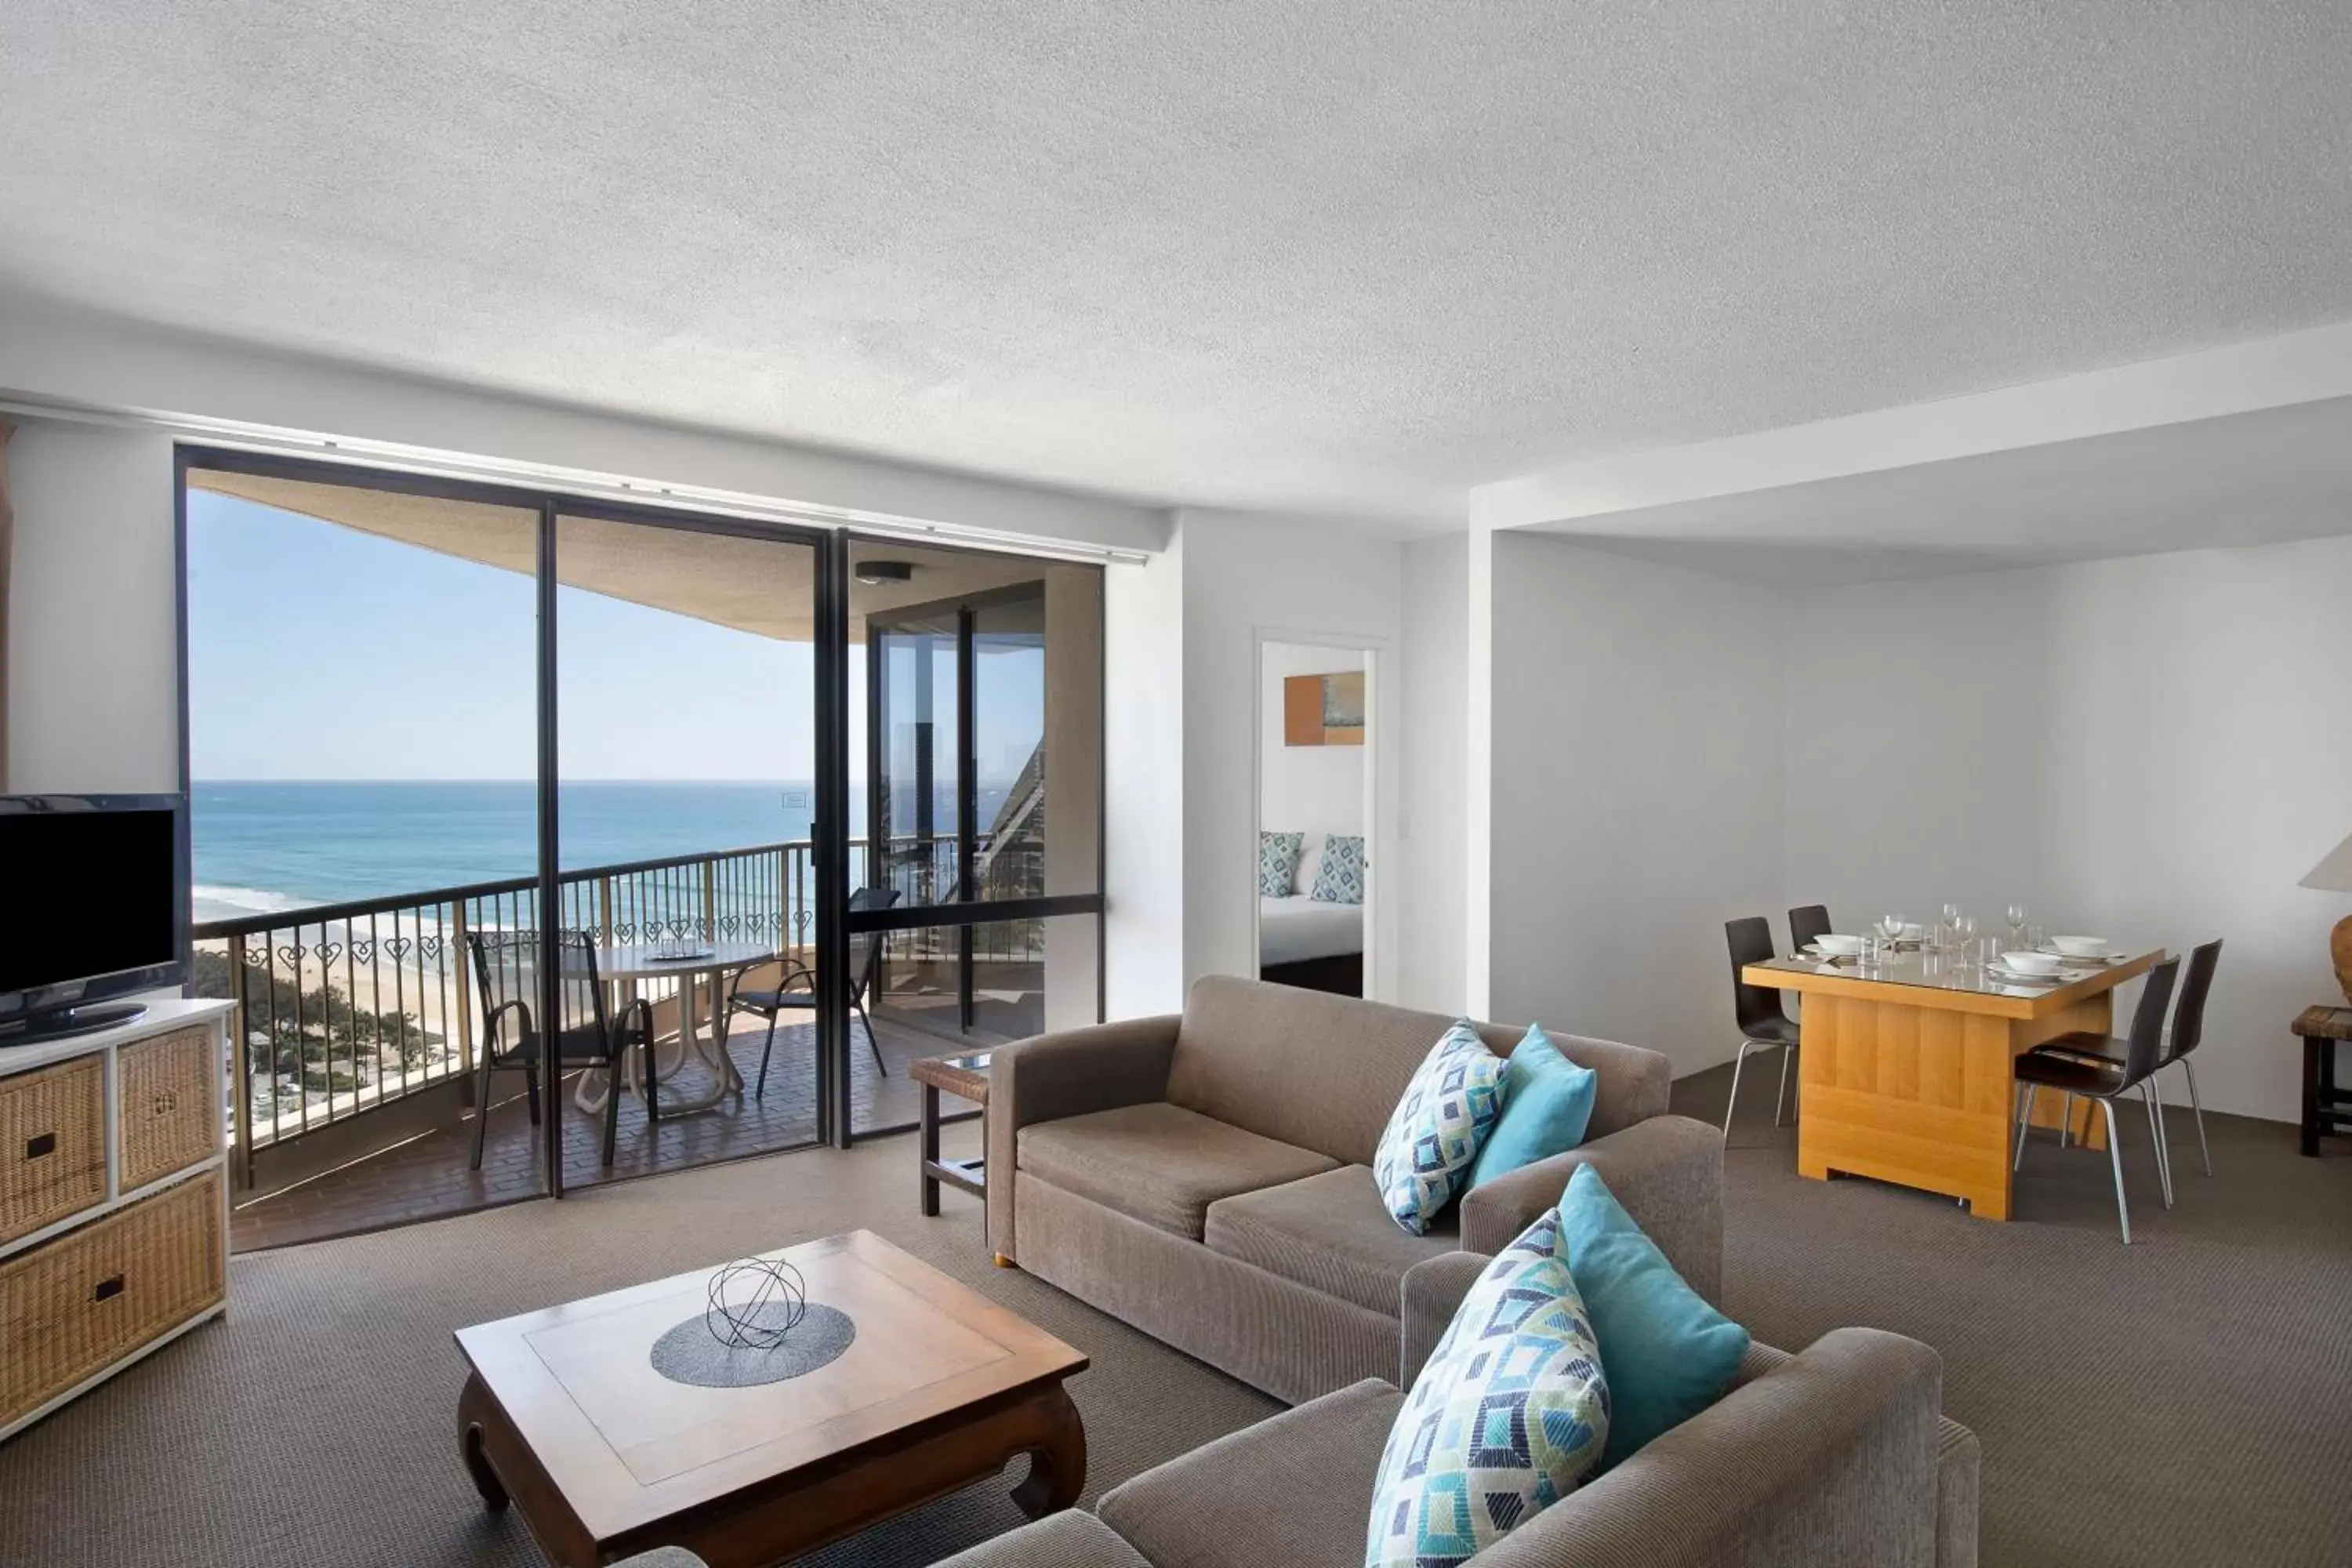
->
[[1744, 945, 2162, 1220]]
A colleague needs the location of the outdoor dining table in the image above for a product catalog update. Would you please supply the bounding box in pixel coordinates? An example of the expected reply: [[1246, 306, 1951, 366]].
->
[[1745, 944, 2163, 1220], [586, 939, 780, 1116]]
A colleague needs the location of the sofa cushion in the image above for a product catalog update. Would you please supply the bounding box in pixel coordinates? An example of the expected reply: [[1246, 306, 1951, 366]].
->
[[1098, 1378, 1403, 1568], [1372, 1022, 1508, 1234], [1203, 1166, 1459, 1317], [1366, 1210, 1609, 1568], [1018, 1102, 1338, 1240]]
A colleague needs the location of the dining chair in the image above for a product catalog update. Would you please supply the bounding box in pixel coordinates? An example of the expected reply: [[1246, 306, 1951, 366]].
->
[[2012, 956, 2181, 1243], [1788, 904, 1833, 953], [465, 929, 655, 1171], [1724, 916, 1801, 1137], [2040, 939, 2221, 1182], [723, 886, 902, 1098]]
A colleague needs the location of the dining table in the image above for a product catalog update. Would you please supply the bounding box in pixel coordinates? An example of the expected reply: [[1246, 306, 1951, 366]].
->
[[1745, 942, 2163, 1220], [581, 938, 781, 1116]]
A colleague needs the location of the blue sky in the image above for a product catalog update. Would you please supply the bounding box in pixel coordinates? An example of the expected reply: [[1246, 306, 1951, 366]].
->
[[187, 492, 1042, 783]]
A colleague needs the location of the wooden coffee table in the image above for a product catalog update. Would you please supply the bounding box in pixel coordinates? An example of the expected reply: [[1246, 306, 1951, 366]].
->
[[454, 1229, 1088, 1566]]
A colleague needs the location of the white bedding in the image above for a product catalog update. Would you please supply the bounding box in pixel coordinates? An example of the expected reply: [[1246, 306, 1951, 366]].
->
[[1258, 895, 1363, 966]]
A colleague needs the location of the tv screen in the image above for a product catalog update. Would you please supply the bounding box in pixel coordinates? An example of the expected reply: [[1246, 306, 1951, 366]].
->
[[0, 800, 183, 1000]]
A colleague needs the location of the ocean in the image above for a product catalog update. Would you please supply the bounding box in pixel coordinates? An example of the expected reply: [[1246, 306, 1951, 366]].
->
[[193, 780, 833, 924]]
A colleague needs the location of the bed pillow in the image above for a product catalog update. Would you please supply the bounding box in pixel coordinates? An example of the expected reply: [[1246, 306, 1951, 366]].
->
[[1311, 833, 1366, 904], [1364, 1208, 1609, 1568], [1258, 830, 1304, 897], [1374, 1021, 1508, 1233], [1468, 1024, 1598, 1188], [1558, 1163, 1750, 1468]]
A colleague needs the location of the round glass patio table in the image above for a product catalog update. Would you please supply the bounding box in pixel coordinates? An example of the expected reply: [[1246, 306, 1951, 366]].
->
[[579, 939, 780, 1116]]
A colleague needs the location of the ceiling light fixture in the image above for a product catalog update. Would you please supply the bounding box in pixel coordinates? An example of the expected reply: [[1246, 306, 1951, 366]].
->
[[854, 560, 916, 586]]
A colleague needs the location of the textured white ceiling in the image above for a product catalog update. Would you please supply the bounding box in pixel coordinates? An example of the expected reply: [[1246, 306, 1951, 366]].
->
[[1533, 395, 2352, 584], [5, 3, 2351, 520]]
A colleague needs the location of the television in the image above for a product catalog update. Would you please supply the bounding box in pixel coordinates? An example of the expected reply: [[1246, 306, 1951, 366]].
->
[[0, 794, 187, 1044]]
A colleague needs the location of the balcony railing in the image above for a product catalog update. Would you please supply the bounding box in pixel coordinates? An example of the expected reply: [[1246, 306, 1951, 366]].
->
[[192, 835, 1046, 1172]]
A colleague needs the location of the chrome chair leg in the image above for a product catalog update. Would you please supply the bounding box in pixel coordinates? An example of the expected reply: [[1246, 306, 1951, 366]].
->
[[2013, 1083, 2038, 1171], [2060, 1091, 2074, 1149], [1723, 1037, 1757, 1137], [1774, 1043, 1797, 1127], [2100, 1098, 2131, 1244], [2143, 1082, 2174, 1209], [2180, 1057, 2212, 1175]]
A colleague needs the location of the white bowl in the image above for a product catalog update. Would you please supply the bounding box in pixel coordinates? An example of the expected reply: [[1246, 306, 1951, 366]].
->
[[1812, 934, 1867, 956], [2049, 935, 2108, 958], [1998, 951, 2063, 976]]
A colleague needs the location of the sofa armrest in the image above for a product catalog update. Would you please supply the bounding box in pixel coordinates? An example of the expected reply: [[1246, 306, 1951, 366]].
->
[[1936, 1416, 1981, 1568], [987, 1014, 1181, 1261], [1399, 1250, 1490, 1385], [1543, 1029, 1674, 1138], [1456, 1114, 1725, 1302], [1477, 1328, 1947, 1568], [929, 1509, 1153, 1568]]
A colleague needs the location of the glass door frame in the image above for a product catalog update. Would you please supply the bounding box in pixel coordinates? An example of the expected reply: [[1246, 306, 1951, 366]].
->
[[829, 535, 1108, 1145]]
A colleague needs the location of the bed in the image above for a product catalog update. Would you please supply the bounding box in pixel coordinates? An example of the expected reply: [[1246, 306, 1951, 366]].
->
[[1258, 894, 1363, 996]]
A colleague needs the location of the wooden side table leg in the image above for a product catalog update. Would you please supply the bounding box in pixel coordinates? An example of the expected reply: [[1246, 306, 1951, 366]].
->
[[458, 1373, 510, 1511], [2305, 1035, 2323, 1158], [920, 1080, 942, 1217], [1008, 1383, 1088, 1519]]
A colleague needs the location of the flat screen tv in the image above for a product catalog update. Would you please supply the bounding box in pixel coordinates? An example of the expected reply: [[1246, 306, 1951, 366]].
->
[[0, 794, 187, 1044]]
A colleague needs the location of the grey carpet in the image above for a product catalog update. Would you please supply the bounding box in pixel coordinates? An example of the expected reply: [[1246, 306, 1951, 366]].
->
[[3, 1082, 2349, 1567]]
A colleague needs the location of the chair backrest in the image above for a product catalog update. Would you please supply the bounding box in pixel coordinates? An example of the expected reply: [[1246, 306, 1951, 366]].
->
[[845, 886, 902, 1001], [465, 928, 609, 1049], [2115, 956, 2182, 1085], [1788, 904, 1832, 953], [2166, 939, 2222, 1064], [1726, 916, 1787, 1036]]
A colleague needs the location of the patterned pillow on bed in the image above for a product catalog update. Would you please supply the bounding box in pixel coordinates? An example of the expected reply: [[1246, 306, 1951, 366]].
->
[[1312, 833, 1366, 904], [1258, 831, 1305, 897]]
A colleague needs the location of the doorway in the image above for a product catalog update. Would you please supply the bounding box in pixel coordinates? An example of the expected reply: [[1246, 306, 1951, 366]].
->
[[1254, 639, 1372, 997]]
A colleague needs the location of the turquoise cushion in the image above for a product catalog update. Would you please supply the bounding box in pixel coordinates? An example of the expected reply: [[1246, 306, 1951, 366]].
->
[[1558, 1163, 1750, 1468], [1373, 1022, 1508, 1234], [1467, 1024, 1596, 1188], [1364, 1209, 1609, 1568]]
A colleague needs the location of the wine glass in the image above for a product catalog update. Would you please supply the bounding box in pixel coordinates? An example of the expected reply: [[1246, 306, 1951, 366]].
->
[[2005, 905, 2028, 946], [1954, 914, 1978, 964], [1939, 903, 1962, 953], [1878, 913, 1905, 943]]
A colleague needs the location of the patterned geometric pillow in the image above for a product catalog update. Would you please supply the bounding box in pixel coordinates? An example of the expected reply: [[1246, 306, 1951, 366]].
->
[[1373, 1022, 1508, 1234], [1311, 833, 1366, 904], [1258, 831, 1305, 897], [1365, 1210, 1610, 1568]]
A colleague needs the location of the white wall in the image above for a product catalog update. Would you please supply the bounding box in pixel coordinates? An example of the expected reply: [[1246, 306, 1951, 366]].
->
[[1784, 535, 2352, 1123], [1397, 533, 1469, 1013], [5, 419, 180, 791], [1176, 510, 1403, 998], [1102, 532, 1188, 1018], [1258, 641, 1365, 847], [1485, 533, 1786, 1078]]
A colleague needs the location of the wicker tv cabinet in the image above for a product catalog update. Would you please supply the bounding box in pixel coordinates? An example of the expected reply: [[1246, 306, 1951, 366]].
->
[[1, 998, 234, 1441]]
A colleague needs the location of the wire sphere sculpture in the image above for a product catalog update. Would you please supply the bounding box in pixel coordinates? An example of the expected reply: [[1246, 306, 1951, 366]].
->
[[704, 1256, 809, 1349]]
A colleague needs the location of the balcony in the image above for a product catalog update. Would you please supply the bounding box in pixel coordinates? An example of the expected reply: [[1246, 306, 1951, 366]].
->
[[200, 836, 1044, 1250]]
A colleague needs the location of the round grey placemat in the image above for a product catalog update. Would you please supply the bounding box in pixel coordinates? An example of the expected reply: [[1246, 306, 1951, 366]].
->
[[648, 1302, 857, 1388]]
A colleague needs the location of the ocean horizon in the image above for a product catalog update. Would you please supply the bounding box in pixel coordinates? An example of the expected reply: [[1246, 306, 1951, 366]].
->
[[191, 778, 1000, 924]]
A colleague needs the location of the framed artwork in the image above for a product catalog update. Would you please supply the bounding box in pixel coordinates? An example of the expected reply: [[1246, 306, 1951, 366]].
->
[[1283, 670, 1365, 746]]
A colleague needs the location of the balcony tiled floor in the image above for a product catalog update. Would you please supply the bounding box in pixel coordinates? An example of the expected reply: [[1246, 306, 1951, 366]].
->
[[228, 1010, 985, 1252]]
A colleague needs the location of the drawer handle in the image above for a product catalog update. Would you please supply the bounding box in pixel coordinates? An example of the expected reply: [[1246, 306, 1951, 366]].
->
[[24, 1132, 56, 1160], [152, 1091, 178, 1118], [93, 1275, 125, 1302]]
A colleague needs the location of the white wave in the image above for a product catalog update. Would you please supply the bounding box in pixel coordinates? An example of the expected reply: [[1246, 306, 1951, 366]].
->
[[191, 884, 311, 919]]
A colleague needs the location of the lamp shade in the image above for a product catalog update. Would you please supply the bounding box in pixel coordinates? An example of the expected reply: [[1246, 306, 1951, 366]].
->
[[2300, 832, 2352, 895]]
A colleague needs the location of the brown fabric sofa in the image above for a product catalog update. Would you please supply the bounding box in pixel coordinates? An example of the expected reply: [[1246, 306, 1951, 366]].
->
[[988, 975, 1724, 1404]]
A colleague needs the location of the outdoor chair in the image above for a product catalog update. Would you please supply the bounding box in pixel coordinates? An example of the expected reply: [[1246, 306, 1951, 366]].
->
[[465, 929, 655, 1170]]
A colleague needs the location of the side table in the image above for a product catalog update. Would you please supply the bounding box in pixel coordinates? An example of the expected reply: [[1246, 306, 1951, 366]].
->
[[2294, 1006, 2352, 1156], [909, 1051, 992, 1216]]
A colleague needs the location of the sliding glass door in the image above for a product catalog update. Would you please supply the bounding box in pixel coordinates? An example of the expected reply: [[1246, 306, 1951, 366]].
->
[[182, 452, 1105, 1237]]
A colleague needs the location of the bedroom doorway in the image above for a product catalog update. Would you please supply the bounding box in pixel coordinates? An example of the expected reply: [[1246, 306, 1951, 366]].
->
[[1255, 639, 1370, 997]]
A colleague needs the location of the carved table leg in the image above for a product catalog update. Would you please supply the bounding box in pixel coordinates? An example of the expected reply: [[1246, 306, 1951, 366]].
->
[[1009, 1383, 1087, 1519], [458, 1373, 510, 1511]]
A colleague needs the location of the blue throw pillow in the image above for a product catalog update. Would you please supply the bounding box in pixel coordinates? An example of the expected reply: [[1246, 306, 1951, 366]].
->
[[1373, 1022, 1508, 1234], [1311, 833, 1366, 904], [1258, 831, 1304, 896], [1557, 1163, 1749, 1468], [1363, 1209, 1608, 1568], [1467, 1024, 1597, 1188]]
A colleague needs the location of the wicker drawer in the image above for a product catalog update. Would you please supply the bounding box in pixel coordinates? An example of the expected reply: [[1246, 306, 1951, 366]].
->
[[118, 1027, 221, 1192], [0, 1169, 224, 1431], [0, 1058, 107, 1247]]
